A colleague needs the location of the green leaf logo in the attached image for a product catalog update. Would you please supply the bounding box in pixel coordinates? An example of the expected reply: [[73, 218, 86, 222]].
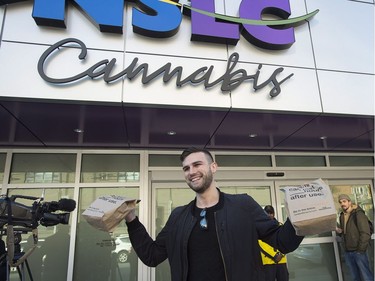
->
[[160, 0, 319, 27]]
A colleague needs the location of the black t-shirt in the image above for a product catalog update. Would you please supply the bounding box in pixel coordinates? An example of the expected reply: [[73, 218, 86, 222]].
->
[[187, 197, 226, 281]]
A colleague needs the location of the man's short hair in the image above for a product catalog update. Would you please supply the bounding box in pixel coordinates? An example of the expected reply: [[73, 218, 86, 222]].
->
[[180, 147, 214, 163], [264, 205, 275, 215]]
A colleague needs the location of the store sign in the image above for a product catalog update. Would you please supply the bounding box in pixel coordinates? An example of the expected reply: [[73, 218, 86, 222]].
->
[[0, 0, 318, 50], [37, 38, 294, 97]]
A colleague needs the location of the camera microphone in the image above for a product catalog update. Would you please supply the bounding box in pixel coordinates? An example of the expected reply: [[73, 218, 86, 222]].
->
[[58, 199, 76, 212], [45, 199, 76, 212]]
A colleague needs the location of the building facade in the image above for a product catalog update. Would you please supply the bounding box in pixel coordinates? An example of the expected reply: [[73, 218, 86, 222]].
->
[[0, 0, 374, 280]]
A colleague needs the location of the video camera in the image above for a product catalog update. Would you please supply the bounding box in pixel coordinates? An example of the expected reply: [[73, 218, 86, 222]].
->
[[0, 194, 76, 232]]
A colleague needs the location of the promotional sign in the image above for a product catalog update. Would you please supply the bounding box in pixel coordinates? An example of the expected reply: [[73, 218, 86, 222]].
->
[[0, 0, 318, 50]]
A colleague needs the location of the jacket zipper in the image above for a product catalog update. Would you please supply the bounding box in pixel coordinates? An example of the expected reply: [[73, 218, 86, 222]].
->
[[215, 212, 229, 281]]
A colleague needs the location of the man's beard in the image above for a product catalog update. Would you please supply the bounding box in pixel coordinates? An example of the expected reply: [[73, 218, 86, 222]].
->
[[188, 171, 213, 194], [342, 205, 351, 212]]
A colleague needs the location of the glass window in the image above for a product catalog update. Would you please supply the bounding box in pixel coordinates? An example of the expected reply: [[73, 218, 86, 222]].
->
[[3, 188, 74, 281], [81, 154, 140, 183], [156, 188, 191, 221], [275, 156, 326, 167], [74, 187, 139, 281], [216, 155, 272, 167], [9, 153, 76, 184], [154, 185, 272, 281], [329, 156, 374, 167], [0, 153, 5, 183], [330, 184, 374, 226], [220, 186, 272, 206], [155, 187, 203, 281], [287, 243, 339, 281], [149, 154, 180, 167]]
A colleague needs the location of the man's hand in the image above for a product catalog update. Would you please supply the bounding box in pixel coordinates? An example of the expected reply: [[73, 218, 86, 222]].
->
[[125, 209, 136, 222], [336, 227, 343, 234]]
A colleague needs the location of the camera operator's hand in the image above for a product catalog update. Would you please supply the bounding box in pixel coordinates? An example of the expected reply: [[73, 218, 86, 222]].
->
[[125, 209, 136, 223]]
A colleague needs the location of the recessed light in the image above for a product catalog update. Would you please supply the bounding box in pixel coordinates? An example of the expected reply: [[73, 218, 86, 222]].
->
[[74, 128, 84, 133], [167, 131, 176, 136], [249, 133, 258, 138]]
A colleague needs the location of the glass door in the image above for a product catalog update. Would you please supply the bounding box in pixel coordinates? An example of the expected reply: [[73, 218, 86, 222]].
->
[[151, 180, 275, 281], [275, 179, 340, 281], [328, 180, 374, 281], [275, 179, 374, 281], [150, 178, 374, 281]]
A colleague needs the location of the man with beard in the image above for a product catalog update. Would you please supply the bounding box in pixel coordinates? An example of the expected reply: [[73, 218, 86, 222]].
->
[[124, 147, 304, 281], [336, 194, 373, 281]]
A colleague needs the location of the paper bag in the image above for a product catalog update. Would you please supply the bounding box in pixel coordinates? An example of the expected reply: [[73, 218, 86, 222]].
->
[[82, 195, 140, 232], [282, 179, 337, 236]]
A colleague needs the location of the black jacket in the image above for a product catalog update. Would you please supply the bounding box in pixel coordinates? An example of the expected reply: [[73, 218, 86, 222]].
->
[[127, 192, 303, 281]]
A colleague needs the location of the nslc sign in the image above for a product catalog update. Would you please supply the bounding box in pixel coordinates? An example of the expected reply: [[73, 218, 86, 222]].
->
[[0, 0, 318, 50]]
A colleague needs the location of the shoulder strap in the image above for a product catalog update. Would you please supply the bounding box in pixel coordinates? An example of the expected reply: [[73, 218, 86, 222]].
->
[[260, 246, 275, 260], [352, 210, 360, 227]]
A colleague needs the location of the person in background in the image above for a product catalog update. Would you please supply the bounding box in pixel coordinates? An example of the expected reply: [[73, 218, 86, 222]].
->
[[40, 224, 70, 281], [258, 205, 289, 281], [336, 194, 373, 281], [124, 147, 304, 281]]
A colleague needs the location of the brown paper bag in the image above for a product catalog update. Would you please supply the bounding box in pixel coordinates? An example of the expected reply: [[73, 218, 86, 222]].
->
[[82, 195, 140, 232], [282, 179, 337, 236]]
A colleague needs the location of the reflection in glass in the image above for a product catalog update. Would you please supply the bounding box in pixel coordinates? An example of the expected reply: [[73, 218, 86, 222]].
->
[[220, 186, 271, 206], [155, 188, 192, 281], [74, 187, 139, 281], [275, 155, 326, 167], [329, 156, 374, 167], [149, 154, 180, 167], [216, 155, 272, 167], [288, 243, 338, 281], [0, 153, 5, 183], [9, 154, 76, 184], [81, 154, 140, 183], [4, 188, 74, 281]]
